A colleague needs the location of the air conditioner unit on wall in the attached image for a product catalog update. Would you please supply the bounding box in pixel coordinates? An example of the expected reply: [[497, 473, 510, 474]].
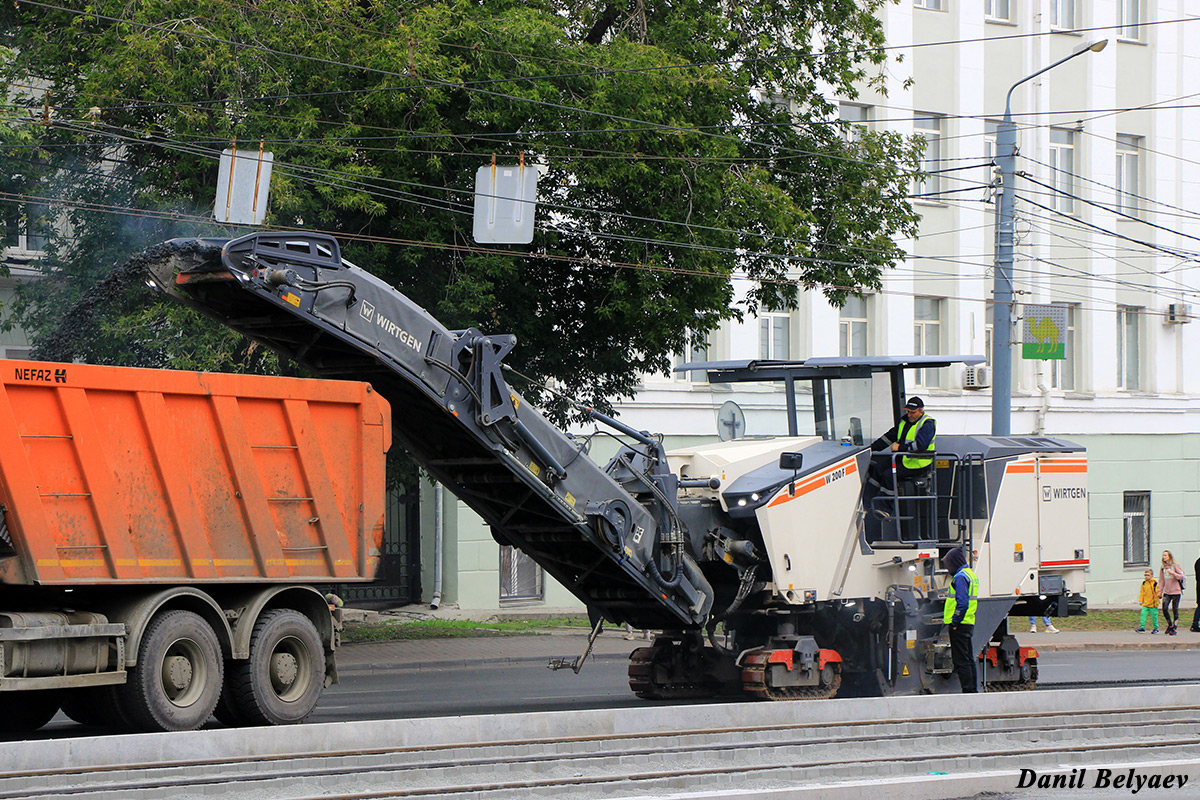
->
[[1165, 303, 1192, 324], [963, 364, 991, 389]]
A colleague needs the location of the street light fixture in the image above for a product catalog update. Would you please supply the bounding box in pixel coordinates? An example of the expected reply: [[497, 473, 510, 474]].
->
[[990, 39, 1107, 436]]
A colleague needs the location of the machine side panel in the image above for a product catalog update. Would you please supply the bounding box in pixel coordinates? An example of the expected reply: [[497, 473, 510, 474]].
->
[[755, 452, 862, 603], [981, 457, 1038, 599], [1035, 455, 1089, 598]]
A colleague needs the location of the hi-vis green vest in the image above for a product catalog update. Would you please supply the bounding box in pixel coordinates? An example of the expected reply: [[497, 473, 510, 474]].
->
[[900, 414, 936, 470], [943, 566, 979, 625]]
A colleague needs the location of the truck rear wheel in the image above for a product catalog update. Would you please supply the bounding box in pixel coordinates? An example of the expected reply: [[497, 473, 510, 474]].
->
[[228, 609, 324, 725], [2, 690, 61, 733], [120, 609, 223, 732]]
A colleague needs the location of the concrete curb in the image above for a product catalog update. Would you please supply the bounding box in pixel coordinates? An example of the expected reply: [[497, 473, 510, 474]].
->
[[6, 685, 1199, 775], [635, 758, 1200, 800]]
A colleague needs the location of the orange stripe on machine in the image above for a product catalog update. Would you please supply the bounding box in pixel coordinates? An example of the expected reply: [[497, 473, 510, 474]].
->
[[767, 458, 859, 508]]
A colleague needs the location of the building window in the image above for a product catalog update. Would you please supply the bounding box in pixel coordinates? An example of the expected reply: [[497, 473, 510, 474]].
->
[[839, 103, 872, 140], [1123, 491, 1150, 567], [912, 113, 944, 198], [1050, 0, 1075, 29], [672, 331, 710, 382], [1050, 304, 1078, 391], [985, 0, 1011, 22], [759, 313, 790, 360], [1049, 128, 1076, 214], [2, 203, 50, 253], [1119, 0, 1142, 40], [914, 0, 943, 9], [839, 295, 869, 357], [499, 545, 543, 603], [1116, 135, 1142, 215], [1117, 306, 1141, 390], [913, 297, 942, 388]]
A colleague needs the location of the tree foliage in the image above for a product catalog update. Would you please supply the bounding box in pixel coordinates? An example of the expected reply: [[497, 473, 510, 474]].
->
[[2, 0, 921, 417]]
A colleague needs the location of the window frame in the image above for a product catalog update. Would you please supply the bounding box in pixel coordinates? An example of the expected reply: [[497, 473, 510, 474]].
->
[[838, 103, 872, 141], [2, 203, 51, 254], [673, 330, 711, 383], [912, 113, 945, 201], [1049, 0, 1075, 29], [984, 0, 1012, 23], [1119, 0, 1142, 41], [1115, 134, 1142, 216], [912, 297, 943, 388], [1122, 491, 1151, 568], [1048, 127, 1077, 215], [1049, 304, 1078, 392], [839, 296, 870, 357], [1116, 305, 1142, 391], [759, 312, 792, 361], [913, 0, 944, 10]]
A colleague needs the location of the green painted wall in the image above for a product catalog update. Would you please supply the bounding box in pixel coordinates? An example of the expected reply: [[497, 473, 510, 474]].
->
[[1073, 434, 1200, 608]]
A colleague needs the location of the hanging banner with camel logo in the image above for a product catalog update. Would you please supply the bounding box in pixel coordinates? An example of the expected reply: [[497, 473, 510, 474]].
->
[[1022, 304, 1067, 360]]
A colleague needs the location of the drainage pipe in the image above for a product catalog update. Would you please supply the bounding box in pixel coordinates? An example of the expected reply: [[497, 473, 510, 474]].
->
[[431, 482, 445, 609]]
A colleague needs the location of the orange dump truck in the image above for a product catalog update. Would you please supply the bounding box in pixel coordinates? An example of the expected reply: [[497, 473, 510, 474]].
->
[[0, 360, 389, 733]]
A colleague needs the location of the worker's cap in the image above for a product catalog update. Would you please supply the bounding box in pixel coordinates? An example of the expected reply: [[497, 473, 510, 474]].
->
[[904, 396, 924, 410]]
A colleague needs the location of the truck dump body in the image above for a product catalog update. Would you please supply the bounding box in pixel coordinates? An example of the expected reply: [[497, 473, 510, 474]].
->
[[0, 360, 389, 586]]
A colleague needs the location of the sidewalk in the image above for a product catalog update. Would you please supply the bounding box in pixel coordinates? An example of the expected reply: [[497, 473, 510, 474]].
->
[[336, 622, 1200, 675]]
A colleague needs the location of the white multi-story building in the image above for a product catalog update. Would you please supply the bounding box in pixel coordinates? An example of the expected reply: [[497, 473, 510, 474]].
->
[[432, 1, 1200, 610]]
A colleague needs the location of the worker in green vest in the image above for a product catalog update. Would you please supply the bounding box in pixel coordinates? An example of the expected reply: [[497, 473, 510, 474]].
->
[[864, 396, 937, 540], [942, 545, 979, 693]]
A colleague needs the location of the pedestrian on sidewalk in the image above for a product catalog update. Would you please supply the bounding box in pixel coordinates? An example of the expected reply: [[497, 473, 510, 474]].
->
[[1159, 550, 1185, 636], [1190, 552, 1200, 633], [1029, 611, 1059, 634], [1137, 568, 1160, 634]]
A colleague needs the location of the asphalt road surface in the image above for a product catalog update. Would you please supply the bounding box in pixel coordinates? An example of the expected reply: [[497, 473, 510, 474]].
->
[[21, 648, 1200, 739], [308, 648, 1200, 725]]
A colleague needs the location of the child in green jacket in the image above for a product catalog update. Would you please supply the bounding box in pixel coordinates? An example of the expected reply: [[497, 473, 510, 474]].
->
[[1137, 569, 1160, 634]]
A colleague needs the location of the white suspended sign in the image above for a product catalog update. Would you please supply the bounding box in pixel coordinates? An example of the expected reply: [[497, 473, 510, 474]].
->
[[473, 156, 538, 244], [215, 142, 273, 225]]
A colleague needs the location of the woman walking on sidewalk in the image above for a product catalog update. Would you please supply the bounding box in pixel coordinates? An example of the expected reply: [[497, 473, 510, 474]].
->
[[1159, 550, 1186, 636]]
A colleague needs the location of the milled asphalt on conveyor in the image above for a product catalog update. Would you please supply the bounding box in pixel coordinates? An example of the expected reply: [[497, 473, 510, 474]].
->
[[3, 629, 1199, 800]]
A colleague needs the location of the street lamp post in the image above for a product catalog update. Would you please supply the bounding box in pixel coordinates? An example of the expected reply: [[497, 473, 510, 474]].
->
[[991, 38, 1107, 436]]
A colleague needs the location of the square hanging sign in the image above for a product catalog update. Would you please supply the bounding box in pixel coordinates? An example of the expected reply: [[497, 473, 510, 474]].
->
[[473, 157, 538, 244], [1022, 303, 1067, 360]]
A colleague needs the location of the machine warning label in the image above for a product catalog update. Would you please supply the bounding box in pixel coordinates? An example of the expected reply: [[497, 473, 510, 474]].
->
[[14, 367, 67, 384], [1042, 486, 1087, 502]]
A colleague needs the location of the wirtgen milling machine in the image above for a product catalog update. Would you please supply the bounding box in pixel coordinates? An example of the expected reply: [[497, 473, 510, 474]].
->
[[147, 230, 1089, 699]]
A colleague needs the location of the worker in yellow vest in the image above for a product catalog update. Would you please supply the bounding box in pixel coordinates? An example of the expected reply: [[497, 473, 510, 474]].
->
[[864, 396, 937, 540], [942, 545, 979, 693]]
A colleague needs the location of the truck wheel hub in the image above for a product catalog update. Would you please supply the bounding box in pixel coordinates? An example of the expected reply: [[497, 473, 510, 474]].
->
[[271, 652, 299, 688], [165, 655, 193, 691]]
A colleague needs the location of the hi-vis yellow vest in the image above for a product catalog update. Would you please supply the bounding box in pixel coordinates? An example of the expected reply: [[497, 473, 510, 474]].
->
[[943, 566, 978, 625], [900, 414, 936, 470]]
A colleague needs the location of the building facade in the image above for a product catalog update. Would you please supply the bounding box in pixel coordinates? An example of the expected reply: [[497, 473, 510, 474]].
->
[[425, 0, 1200, 610]]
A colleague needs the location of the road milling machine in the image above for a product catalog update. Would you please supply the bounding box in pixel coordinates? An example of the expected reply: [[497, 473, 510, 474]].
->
[[147, 230, 1089, 699]]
